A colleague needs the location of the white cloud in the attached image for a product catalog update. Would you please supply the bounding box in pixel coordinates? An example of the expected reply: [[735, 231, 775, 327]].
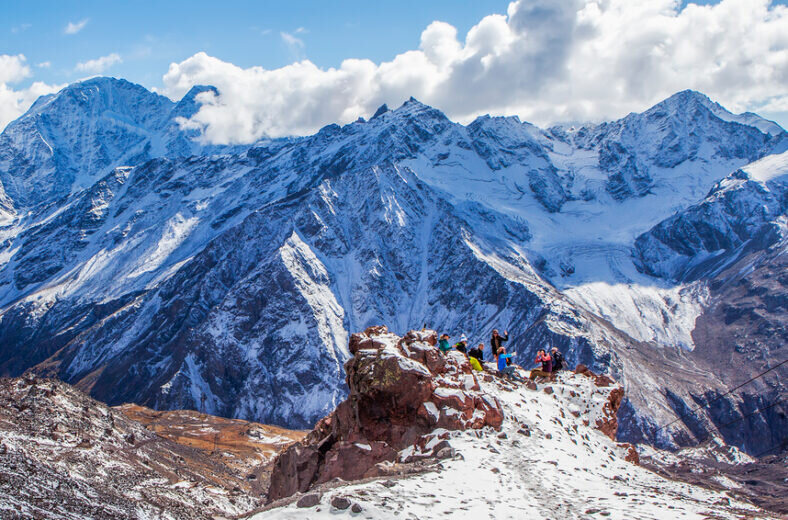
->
[[0, 55, 63, 130], [161, 0, 788, 144], [75, 53, 122, 73], [11, 23, 31, 34], [0, 54, 32, 84], [64, 19, 89, 35], [280, 31, 305, 60], [37, 61, 51, 69]]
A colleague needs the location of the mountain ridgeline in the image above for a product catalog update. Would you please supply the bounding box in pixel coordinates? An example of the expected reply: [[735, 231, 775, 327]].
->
[[0, 77, 785, 455]]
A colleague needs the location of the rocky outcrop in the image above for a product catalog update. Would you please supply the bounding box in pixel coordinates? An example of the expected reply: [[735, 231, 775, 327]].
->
[[267, 327, 503, 501], [574, 364, 625, 440]]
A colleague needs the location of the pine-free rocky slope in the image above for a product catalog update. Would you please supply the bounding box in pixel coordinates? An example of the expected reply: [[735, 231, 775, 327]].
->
[[0, 375, 271, 519], [0, 78, 785, 455]]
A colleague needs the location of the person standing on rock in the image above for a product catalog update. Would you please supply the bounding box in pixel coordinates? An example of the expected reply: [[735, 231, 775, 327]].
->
[[551, 346, 565, 372], [490, 329, 509, 363], [438, 334, 452, 354], [529, 349, 553, 381]]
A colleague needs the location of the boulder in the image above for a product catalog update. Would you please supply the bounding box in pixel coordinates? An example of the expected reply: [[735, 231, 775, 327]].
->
[[596, 388, 625, 440], [296, 493, 321, 508], [331, 496, 352, 510]]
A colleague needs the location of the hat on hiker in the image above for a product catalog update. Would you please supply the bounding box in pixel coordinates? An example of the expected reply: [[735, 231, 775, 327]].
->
[[460, 334, 468, 343]]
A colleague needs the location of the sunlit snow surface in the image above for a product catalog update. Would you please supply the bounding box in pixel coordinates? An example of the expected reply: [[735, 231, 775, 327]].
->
[[743, 150, 788, 183], [255, 371, 769, 520]]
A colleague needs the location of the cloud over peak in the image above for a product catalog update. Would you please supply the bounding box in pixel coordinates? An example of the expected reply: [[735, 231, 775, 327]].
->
[[161, 0, 788, 145], [0, 54, 32, 84], [76, 53, 122, 73]]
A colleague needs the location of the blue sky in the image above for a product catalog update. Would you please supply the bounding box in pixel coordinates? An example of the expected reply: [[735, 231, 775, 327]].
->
[[1, 0, 787, 139], [2, 1, 511, 88]]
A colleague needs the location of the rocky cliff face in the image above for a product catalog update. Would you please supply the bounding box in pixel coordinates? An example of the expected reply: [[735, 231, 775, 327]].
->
[[635, 151, 788, 282], [0, 78, 786, 455], [267, 327, 503, 501], [627, 152, 788, 454]]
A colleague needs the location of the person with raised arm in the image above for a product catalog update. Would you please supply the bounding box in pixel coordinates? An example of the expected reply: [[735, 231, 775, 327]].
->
[[490, 329, 508, 363]]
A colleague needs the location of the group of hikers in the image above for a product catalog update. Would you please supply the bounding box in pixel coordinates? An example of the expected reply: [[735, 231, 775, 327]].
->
[[435, 329, 565, 383]]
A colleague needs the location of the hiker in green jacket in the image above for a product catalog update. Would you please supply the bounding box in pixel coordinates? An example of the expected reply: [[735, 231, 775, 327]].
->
[[438, 334, 452, 354]]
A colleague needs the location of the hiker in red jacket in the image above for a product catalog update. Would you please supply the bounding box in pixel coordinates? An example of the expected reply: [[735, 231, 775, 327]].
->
[[529, 349, 553, 381]]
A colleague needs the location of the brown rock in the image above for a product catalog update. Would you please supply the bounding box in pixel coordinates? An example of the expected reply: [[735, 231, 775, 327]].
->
[[297, 493, 321, 508], [621, 443, 640, 465], [595, 387, 624, 440], [331, 496, 352, 510], [267, 327, 504, 502], [594, 375, 615, 387]]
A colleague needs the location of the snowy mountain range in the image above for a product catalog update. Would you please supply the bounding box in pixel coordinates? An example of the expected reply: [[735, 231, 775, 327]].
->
[[0, 77, 785, 455]]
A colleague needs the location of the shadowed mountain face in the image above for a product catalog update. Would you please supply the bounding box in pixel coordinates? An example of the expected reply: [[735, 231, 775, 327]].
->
[[0, 78, 785, 453]]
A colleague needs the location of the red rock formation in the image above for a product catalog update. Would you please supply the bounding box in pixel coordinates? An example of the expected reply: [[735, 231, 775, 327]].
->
[[623, 444, 640, 465], [574, 364, 632, 459], [575, 364, 615, 388], [267, 326, 503, 502]]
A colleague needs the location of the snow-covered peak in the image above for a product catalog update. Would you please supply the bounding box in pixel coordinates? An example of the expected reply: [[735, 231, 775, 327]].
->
[[373, 96, 452, 126], [0, 78, 226, 210], [370, 103, 389, 119], [26, 76, 174, 128], [648, 89, 717, 113], [645, 89, 784, 137]]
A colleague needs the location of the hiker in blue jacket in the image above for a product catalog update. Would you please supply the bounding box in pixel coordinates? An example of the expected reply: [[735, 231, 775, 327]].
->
[[496, 347, 521, 381]]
